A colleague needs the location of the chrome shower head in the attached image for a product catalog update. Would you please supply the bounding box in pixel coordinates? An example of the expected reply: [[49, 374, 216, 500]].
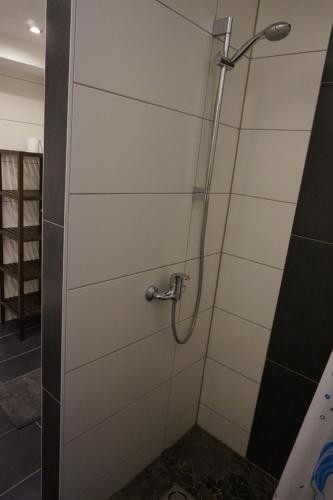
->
[[230, 21, 291, 64], [263, 22, 291, 41]]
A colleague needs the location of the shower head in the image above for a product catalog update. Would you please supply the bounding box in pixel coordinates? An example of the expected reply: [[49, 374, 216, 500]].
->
[[230, 22, 291, 64]]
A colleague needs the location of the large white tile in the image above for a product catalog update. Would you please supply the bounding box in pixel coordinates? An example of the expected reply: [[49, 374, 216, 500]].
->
[[233, 130, 310, 203], [208, 309, 269, 382], [165, 405, 197, 449], [196, 122, 239, 193], [63, 383, 169, 500], [174, 309, 212, 374], [66, 262, 184, 371], [78, 433, 164, 500], [180, 253, 220, 320], [198, 404, 249, 456], [64, 330, 174, 442], [70, 84, 202, 194], [242, 52, 325, 130], [217, 0, 258, 50], [168, 359, 204, 423], [0, 120, 43, 151], [205, 39, 249, 127], [0, 75, 44, 124], [158, 0, 218, 33], [67, 194, 192, 289], [224, 195, 295, 268], [187, 193, 228, 260], [216, 254, 283, 329], [201, 359, 259, 431], [74, 0, 212, 116], [253, 0, 333, 57]]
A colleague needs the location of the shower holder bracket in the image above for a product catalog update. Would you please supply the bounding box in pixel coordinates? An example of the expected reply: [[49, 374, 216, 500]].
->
[[212, 16, 233, 37], [192, 187, 205, 200]]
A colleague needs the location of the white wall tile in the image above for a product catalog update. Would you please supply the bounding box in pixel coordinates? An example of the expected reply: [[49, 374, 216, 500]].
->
[[233, 130, 310, 203], [165, 405, 197, 449], [181, 253, 220, 320], [174, 309, 212, 374], [216, 254, 282, 329], [198, 404, 249, 456], [158, 0, 218, 33], [196, 122, 239, 193], [187, 193, 228, 260], [0, 75, 44, 124], [168, 359, 204, 423], [78, 433, 164, 500], [0, 120, 43, 151], [67, 194, 192, 289], [66, 262, 184, 371], [205, 39, 249, 127], [208, 309, 269, 382], [70, 84, 202, 194], [64, 330, 174, 442], [253, 0, 333, 57], [224, 195, 295, 268], [63, 383, 169, 500], [217, 0, 258, 50], [74, 0, 212, 116], [201, 359, 259, 431], [242, 52, 325, 130]]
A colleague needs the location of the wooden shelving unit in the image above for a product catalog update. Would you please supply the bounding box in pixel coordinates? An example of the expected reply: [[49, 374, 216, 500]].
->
[[0, 150, 42, 340]]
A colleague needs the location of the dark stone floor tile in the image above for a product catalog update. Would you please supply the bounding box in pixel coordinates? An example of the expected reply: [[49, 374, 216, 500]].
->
[[113, 426, 276, 500], [2, 470, 41, 499], [0, 319, 40, 339], [0, 406, 14, 436], [0, 328, 41, 363], [0, 424, 41, 494], [0, 348, 41, 382]]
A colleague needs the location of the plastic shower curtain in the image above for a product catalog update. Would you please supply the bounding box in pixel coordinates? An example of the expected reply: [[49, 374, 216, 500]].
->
[[274, 350, 333, 499]]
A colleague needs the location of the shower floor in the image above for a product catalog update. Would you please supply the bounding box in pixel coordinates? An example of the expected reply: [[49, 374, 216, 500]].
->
[[112, 426, 276, 500]]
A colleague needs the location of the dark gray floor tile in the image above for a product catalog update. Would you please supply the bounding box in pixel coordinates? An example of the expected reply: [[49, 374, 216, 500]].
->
[[0, 328, 41, 363], [0, 424, 41, 494], [0, 348, 41, 382], [2, 470, 41, 499], [0, 406, 14, 436], [269, 236, 333, 381], [247, 361, 317, 479], [0, 319, 40, 339]]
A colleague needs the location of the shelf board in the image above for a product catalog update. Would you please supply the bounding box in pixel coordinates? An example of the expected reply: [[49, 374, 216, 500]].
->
[[0, 260, 41, 281], [0, 226, 41, 242], [0, 190, 42, 201], [1, 292, 41, 317]]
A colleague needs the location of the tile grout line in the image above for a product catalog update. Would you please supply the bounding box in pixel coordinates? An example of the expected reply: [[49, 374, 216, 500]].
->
[[66, 251, 221, 292], [0, 468, 41, 497], [200, 402, 250, 434], [222, 251, 284, 271], [64, 357, 205, 447], [215, 306, 271, 331], [232, 192, 297, 205], [267, 358, 318, 385], [291, 233, 333, 246], [43, 386, 61, 405], [0, 117, 44, 127], [252, 48, 327, 60], [207, 356, 261, 385], [0, 346, 41, 365]]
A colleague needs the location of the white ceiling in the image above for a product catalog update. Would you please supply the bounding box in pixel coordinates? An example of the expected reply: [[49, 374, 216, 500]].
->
[[0, 0, 46, 79]]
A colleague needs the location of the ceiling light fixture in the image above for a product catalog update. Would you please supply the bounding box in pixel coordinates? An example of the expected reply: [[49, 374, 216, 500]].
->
[[29, 26, 43, 35]]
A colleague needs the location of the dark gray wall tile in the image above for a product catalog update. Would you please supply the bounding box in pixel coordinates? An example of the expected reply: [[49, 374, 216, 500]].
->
[[2, 471, 41, 499], [44, 0, 71, 225], [293, 83, 333, 242], [268, 236, 333, 382], [42, 221, 63, 400], [247, 361, 317, 479], [322, 27, 333, 83], [42, 389, 60, 500]]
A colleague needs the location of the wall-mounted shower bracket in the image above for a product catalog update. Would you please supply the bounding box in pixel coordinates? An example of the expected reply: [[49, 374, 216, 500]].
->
[[192, 187, 205, 200], [212, 16, 233, 37]]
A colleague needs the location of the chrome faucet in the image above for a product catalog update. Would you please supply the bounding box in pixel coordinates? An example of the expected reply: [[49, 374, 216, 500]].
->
[[145, 273, 190, 302]]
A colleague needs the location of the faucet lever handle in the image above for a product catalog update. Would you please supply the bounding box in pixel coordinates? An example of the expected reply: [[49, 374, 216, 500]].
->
[[170, 273, 190, 283]]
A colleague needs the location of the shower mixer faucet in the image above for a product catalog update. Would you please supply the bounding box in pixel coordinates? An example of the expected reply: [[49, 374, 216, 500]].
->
[[145, 273, 190, 302]]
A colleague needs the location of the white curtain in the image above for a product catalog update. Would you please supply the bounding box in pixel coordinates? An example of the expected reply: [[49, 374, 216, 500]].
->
[[275, 351, 333, 499]]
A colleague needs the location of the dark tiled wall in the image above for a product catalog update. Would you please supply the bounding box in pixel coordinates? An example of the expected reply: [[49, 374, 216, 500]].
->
[[247, 28, 333, 479], [42, 0, 72, 498]]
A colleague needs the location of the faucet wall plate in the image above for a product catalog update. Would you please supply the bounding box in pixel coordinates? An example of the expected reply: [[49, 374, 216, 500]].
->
[[145, 285, 158, 301]]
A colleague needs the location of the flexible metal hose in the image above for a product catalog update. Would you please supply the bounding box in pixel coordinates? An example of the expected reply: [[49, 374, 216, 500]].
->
[[171, 34, 231, 345]]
